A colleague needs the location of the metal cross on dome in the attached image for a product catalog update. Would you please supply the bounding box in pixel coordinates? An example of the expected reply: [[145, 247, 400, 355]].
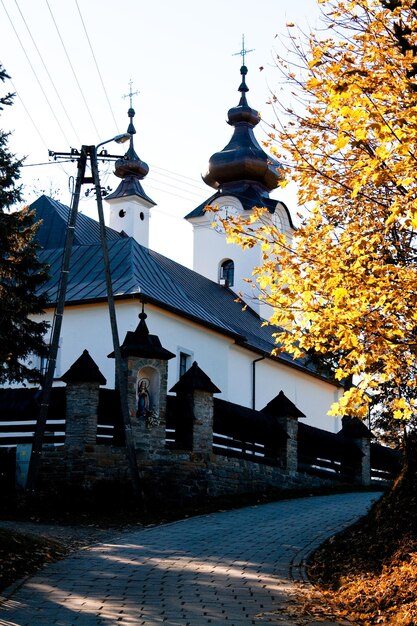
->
[[233, 34, 254, 66], [123, 79, 139, 108]]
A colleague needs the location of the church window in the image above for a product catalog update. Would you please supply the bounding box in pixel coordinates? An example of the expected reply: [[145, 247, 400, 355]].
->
[[179, 351, 192, 378], [220, 259, 234, 287]]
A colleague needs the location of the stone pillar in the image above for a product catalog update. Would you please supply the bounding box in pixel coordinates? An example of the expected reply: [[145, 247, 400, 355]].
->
[[353, 437, 371, 486], [60, 349, 106, 450], [191, 390, 214, 455], [65, 382, 100, 447], [340, 416, 372, 487], [261, 390, 306, 474], [170, 361, 220, 457], [115, 308, 175, 460], [275, 415, 298, 473]]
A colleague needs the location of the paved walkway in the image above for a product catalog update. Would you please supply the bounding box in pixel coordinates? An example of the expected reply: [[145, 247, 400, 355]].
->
[[0, 492, 381, 626]]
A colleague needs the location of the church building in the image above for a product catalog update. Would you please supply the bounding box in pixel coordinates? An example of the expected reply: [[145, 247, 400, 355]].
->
[[29, 61, 342, 433]]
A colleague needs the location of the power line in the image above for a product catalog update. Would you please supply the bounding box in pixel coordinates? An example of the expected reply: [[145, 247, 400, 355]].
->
[[7, 80, 49, 151], [8, 79, 71, 177], [146, 174, 204, 199], [45, 0, 101, 140], [13, 0, 82, 145], [0, 0, 72, 146], [151, 163, 208, 187], [149, 166, 207, 192], [22, 160, 75, 167], [74, 0, 119, 134]]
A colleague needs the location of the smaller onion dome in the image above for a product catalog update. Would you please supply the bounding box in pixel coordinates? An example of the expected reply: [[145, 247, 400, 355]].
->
[[114, 107, 149, 180], [107, 105, 155, 205], [202, 65, 283, 195]]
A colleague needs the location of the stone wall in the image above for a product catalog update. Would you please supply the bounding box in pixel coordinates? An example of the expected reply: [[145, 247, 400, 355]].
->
[[34, 356, 373, 502], [39, 445, 130, 490]]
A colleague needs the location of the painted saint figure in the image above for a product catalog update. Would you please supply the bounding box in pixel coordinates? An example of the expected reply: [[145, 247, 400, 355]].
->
[[137, 378, 150, 417]]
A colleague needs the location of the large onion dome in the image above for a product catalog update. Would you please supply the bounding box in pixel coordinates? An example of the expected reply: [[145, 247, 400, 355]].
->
[[202, 64, 283, 196]]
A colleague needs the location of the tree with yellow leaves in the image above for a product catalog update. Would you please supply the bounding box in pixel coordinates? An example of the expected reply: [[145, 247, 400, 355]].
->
[[225, 0, 417, 434]]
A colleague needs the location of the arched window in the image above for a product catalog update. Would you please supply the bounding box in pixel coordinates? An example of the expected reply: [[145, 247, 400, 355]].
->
[[220, 259, 234, 287]]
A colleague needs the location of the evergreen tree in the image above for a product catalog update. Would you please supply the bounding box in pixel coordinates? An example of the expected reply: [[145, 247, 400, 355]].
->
[[0, 66, 49, 383]]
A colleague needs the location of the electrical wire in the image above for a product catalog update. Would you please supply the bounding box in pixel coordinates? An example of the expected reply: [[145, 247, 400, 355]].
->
[[22, 160, 75, 167], [0, 0, 72, 146], [150, 163, 208, 187], [45, 0, 101, 140], [6, 80, 49, 151], [6, 79, 71, 177], [74, 0, 119, 134], [148, 166, 207, 193], [13, 0, 82, 146]]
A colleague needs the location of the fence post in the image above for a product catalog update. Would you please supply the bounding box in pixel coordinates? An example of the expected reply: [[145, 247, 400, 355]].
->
[[262, 391, 306, 474], [340, 416, 372, 486], [170, 362, 220, 456], [61, 350, 106, 448]]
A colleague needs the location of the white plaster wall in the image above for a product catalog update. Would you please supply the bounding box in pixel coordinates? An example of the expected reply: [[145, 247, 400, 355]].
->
[[228, 345, 342, 433], [107, 196, 152, 248], [36, 301, 231, 396], [189, 197, 293, 320], [35, 299, 341, 432]]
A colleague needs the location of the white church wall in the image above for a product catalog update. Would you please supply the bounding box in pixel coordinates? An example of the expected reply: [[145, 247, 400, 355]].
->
[[36, 300, 232, 396], [192, 221, 269, 319], [228, 344, 343, 433]]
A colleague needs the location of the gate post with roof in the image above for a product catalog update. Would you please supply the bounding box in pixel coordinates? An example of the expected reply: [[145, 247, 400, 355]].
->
[[340, 416, 372, 486], [261, 391, 306, 474], [61, 350, 106, 448], [170, 362, 220, 456]]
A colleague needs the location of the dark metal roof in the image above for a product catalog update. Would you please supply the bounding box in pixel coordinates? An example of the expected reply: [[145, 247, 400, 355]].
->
[[31, 195, 123, 249], [61, 349, 107, 385], [115, 310, 175, 360], [262, 390, 306, 419], [106, 105, 155, 206], [106, 175, 156, 205], [202, 65, 283, 194], [33, 195, 336, 382], [170, 361, 221, 394], [185, 190, 294, 229]]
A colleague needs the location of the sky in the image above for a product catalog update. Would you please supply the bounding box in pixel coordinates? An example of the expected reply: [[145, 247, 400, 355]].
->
[[0, 0, 322, 266]]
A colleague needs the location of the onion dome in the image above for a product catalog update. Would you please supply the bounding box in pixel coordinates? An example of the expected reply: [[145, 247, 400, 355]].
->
[[106, 106, 155, 205], [202, 64, 283, 196], [115, 107, 148, 179]]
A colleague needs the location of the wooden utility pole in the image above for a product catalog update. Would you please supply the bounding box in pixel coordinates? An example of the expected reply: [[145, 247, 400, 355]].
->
[[26, 143, 142, 498]]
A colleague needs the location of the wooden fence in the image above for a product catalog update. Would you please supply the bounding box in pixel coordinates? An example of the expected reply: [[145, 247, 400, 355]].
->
[[0, 388, 124, 448], [0, 389, 401, 485]]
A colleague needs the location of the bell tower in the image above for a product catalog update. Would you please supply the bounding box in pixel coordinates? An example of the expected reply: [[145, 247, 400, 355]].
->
[[107, 84, 156, 248], [185, 40, 293, 318]]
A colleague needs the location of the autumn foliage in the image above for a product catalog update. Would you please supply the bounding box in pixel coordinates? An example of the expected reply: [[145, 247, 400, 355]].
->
[[225, 0, 417, 427]]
